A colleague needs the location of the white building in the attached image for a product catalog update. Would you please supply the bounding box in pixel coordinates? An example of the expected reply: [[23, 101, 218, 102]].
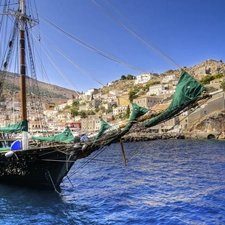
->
[[147, 84, 165, 95], [113, 106, 128, 116], [162, 74, 176, 83], [54, 103, 68, 111], [147, 84, 175, 96], [85, 88, 98, 96], [135, 72, 152, 84]]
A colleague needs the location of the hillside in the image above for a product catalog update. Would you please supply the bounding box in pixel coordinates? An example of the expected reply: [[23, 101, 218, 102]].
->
[[100, 59, 225, 93], [2, 59, 225, 104], [2, 72, 79, 104]]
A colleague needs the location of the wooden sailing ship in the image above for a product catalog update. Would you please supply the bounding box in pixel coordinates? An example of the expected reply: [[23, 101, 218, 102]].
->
[[0, 0, 211, 192]]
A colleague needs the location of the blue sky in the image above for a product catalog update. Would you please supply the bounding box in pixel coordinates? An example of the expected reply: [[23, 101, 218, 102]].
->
[[33, 0, 225, 92]]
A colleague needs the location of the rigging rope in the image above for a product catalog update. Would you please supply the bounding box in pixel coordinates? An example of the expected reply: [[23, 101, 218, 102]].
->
[[33, 28, 105, 90], [31, 30, 82, 93], [92, 0, 181, 70], [30, 8, 145, 74], [68, 145, 108, 178]]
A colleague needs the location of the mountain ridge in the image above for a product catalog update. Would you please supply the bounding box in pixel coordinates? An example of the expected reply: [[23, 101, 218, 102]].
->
[[2, 59, 225, 104]]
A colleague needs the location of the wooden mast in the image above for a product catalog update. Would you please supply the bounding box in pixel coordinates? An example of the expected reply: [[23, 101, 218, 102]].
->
[[19, 0, 28, 149]]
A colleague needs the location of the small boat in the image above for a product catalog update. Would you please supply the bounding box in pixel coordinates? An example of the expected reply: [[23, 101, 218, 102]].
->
[[0, 0, 210, 192]]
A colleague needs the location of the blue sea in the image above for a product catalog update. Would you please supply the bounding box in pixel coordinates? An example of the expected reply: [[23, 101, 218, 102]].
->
[[0, 139, 225, 225]]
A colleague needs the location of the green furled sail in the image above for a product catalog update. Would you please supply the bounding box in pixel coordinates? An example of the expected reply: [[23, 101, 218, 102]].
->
[[144, 70, 206, 128], [95, 117, 111, 139], [107, 102, 148, 143], [32, 127, 74, 143], [0, 120, 28, 133]]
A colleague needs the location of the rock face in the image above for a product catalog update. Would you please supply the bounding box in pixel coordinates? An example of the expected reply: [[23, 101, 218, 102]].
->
[[182, 110, 225, 140], [185, 110, 225, 133], [160, 59, 225, 80]]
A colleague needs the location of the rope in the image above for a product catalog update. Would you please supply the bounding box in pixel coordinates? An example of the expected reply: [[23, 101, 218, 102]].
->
[[92, 0, 181, 70], [32, 28, 105, 89], [68, 145, 108, 178], [29, 7, 145, 74]]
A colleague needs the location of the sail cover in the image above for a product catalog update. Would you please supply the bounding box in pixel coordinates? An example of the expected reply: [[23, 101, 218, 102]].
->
[[107, 102, 148, 142], [95, 117, 111, 140], [144, 70, 206, 128], [32, 127, 74, 143], [0, 120, 28, 133]]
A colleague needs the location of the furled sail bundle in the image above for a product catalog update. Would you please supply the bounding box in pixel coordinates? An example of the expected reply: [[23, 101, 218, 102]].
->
[[106, 102, 148, 144], [144, 70, 208, 128], [32, 127, 74, 143], [95, 117, 111, 140], [0, 120, 28, 133]]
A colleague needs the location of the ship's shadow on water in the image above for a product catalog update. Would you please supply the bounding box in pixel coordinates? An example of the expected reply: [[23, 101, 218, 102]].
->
[[0, 140, 225, 225]]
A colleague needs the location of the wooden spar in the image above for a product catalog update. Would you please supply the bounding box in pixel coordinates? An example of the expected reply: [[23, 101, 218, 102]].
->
[[120, 139, 127, 165], [19, 0, 28, 149], [20, 29, 27, 120]]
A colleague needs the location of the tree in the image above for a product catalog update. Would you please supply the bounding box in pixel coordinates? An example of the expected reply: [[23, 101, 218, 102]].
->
[[72, 101, 79, 107], [220, 81, 225, 91], [121, 75, 126, 80], [63, 105, 70, 110], [200, 75, 214, 85], [125, 105, 130, 118], [71, 109, 79, 117], [127, 74, 134, 80], [106, 108, 113, 113], [79, 110, 87, 118], [213, 73, 224, 79], [128, 89, 138, 101]]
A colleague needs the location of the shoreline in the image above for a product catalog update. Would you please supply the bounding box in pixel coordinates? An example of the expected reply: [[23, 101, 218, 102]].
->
[[121, 131, 225, 142]]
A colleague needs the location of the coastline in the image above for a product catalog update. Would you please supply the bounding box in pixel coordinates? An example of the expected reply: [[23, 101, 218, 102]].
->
[[122, 131, 225, 142]]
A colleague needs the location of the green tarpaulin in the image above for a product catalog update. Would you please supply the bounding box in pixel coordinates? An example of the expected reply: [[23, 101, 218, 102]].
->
[[107, 102, 148, 142], [144, 70, 206, 128], [0, 120, 28, 133], [95, 117, 111, 140], [32, 127, 74, 143]]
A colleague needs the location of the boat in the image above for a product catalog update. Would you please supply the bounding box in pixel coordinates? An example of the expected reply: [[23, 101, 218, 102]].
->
[[0, 0, 211, 192]]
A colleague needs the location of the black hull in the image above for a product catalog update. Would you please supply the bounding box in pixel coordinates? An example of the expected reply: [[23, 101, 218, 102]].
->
[[0, 127, 123, 191], [0, 146, 78, 191]]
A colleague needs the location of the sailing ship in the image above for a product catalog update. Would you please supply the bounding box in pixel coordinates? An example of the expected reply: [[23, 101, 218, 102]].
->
[[0, 0, 211, 192]]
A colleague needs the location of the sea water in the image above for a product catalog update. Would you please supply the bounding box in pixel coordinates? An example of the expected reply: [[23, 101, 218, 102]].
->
[[0, 139, 225, 225]]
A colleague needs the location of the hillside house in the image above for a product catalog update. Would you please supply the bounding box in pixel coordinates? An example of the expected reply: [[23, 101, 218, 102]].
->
[[133, 96, 163, 109], [113, 106, 128, 116], [54, 110, 71, 122], [162, 74, 176, 83], [102, 93, 118, 104], [85, 88, 98, 96], [118, 93, 129, 107], [147, 84, 165, 95], [54, 103, 68, 111], [135, 72, 152, 84], [147, 84, 175, 96]]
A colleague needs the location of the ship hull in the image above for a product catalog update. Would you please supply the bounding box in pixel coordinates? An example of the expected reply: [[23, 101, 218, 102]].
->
[[0, 146, 78, 191]]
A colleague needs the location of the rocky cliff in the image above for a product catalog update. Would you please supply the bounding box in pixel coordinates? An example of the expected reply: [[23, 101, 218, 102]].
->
[[186, 110, 225, 133]]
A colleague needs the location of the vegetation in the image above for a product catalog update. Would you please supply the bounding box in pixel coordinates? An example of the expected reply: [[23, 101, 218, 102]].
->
[[102, 88, 109, 94], [120, 74, 135, 80], [143, 81, 161, 92], [128, 87, 140, 101], [220, 82, 225, 92], [200, 73, 224, 85], [124, 105, 130, 119]]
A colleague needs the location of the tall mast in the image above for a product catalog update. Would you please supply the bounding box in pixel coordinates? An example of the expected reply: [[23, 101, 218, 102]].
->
[[19, 0, 28, 150], [19, 0, 27, 121]]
